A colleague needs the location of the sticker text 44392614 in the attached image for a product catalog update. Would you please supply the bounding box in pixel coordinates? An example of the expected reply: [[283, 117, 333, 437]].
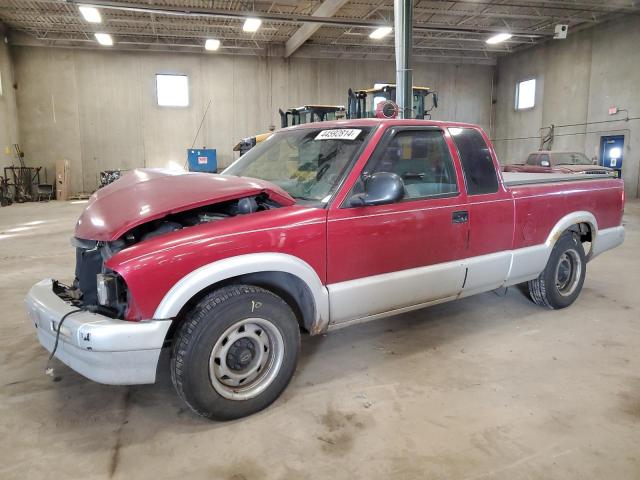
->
[[314, 129, 362, 141]]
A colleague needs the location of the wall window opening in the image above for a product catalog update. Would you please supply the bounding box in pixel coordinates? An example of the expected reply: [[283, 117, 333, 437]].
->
[[515, 78, 536, 110], [156, 74, 189, 107]]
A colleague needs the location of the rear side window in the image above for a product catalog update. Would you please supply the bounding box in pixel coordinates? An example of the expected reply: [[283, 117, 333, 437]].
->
[[449, 128, 499, 195]]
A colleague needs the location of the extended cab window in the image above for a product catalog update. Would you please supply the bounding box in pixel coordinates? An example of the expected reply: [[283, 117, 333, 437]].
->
[[363, 129, 458, 200], [449, 128, 499, 195]]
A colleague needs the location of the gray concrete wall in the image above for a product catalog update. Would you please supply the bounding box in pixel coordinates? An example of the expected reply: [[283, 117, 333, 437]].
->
[[0, 35, 19, 171], [11, 45, 494, 194], [493, 16, 640, 198]]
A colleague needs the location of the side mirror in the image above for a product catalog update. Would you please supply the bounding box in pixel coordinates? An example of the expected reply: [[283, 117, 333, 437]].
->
[[349, 172, 404, 207], [432, 92, 438, 109], [541, 160, 550, 167]]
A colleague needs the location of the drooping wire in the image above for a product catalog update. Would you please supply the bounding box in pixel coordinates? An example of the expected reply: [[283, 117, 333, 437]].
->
[[44, 309, 84, 377]]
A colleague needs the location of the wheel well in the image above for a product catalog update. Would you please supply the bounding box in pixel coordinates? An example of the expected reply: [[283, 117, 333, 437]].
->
[[568, 222, 593, 243], [164, 271, 316, 342], [565, 222, 594, 259]]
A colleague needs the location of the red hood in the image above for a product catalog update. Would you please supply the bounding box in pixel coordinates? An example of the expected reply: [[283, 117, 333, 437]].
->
[[75, 169, 295, 241]]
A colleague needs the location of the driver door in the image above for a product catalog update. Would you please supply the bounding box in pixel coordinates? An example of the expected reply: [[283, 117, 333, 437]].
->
[[326, 127, 469, 325]]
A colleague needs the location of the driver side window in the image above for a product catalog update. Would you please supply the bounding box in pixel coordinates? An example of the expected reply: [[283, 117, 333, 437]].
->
[[363, 129, 459, 200]]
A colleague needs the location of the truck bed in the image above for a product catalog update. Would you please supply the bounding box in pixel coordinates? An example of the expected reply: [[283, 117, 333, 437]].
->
[[502, 171, 613, 186]]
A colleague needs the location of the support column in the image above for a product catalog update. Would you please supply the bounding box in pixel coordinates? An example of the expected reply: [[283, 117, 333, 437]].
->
[[394, 0, 413, 118]]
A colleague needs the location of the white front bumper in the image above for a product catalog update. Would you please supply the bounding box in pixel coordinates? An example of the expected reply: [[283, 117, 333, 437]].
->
[[25, 279, 172, 385]]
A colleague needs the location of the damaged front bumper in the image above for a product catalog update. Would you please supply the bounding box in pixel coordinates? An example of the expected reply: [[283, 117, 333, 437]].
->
[[25, 279, 172, 385]]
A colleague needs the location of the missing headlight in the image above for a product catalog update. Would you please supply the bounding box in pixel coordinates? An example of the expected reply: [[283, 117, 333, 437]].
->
[[96, 273, 125, 308]]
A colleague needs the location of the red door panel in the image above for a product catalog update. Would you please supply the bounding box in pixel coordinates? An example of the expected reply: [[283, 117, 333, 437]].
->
[[327, 196, 469, 284]]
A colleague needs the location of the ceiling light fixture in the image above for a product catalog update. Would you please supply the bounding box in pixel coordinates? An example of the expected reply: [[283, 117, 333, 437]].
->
[[205, 39, 221, 51], [486, 32, 512, 44], [79, 5, 102, 23], [370, 26, 392, 39], [243, 18, 262, 32], [94, 33, 113, 46]]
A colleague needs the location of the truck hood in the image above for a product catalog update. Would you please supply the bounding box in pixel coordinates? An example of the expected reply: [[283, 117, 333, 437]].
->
[[75, 169, 295, 241]]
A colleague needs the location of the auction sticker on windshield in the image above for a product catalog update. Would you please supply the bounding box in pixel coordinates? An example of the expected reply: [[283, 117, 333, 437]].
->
[[314, 129, 362, 141]]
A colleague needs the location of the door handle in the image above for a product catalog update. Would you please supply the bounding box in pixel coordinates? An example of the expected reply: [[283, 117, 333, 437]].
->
[[452, 210, 469, 224]]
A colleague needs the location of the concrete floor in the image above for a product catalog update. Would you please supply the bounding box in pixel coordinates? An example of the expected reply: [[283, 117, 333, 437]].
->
[[1, 200, 639, 480]]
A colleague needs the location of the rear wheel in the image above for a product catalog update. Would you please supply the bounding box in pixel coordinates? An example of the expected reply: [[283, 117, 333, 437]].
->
[[171, 285, 300, 420], [528, 232, 586, 309]]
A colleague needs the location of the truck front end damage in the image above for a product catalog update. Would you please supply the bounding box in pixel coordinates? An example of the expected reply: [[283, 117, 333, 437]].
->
[[26, 169, 294, 384], [25, 279, 171, 384], [25, 230, 171, 384], [69, 237, 130, 316]]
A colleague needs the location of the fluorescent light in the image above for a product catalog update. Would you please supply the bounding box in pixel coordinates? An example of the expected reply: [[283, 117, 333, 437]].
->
[[79, 5, 102, 23], [370, 26, 392, 39], [205, 39, 221, 51], [243, 18, 262, 32], [94, 33, 113, 46], [486, 32, 512, 44]]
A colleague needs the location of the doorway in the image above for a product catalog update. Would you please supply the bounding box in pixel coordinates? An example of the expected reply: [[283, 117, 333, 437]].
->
[[600, 135, 625, 177]]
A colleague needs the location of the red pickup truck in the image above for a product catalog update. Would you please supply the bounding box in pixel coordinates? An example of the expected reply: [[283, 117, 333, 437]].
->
[[502, 150, 614, 175], [26, 119, 625, 420]]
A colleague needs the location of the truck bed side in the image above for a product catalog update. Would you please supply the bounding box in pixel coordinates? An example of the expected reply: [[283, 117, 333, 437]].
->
[[509, 178, 624, 250]]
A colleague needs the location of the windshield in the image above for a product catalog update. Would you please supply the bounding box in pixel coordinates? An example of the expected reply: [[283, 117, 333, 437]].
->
[[223, 127, 371, 203], [555, 152, 592, 165]]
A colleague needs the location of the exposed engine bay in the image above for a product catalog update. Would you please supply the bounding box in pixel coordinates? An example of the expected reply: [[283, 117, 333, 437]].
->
[[64, 194, 279, 318]]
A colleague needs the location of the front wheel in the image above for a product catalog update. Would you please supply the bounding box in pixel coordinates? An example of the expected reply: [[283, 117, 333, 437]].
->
[[171, 285, 300, 420], [528, 232, 586, 309]]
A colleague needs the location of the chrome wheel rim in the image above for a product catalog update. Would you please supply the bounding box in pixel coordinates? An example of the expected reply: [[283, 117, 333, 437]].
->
[[554, 248, 582, 297], [209, 318, 284, 401]]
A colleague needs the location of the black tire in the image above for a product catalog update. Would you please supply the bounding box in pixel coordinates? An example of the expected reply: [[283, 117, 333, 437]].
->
[[528, 232, 586, 309], [171, 285, 300, 420]]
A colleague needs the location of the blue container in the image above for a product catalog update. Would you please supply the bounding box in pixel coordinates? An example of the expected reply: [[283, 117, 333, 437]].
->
[[187, 149, 217, 173]]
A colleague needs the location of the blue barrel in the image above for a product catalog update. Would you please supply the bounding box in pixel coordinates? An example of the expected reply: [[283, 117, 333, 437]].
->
[[187, 149, 217, 173]]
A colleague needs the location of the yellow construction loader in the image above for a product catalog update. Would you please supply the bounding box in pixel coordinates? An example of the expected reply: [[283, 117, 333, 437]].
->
[[233, 105, 345, 156], [347, 84, 438, 119]]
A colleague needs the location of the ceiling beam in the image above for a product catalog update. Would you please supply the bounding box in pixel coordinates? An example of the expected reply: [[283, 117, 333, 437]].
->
[[442, 0, 640, 15], [327, 40, 509, 53], [284, 0, 349, 58], [380, 5, 597, 23], [64, 0, 554, 37], [299, 44, 497, 64]]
